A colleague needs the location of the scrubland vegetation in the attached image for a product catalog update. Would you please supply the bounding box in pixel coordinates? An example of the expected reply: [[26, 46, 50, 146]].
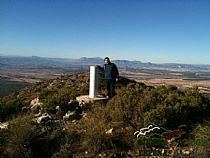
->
[[0, 73, 210, 157]]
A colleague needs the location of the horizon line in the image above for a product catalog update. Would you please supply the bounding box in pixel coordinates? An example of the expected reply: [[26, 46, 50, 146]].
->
[[0, 54, 209, 66]]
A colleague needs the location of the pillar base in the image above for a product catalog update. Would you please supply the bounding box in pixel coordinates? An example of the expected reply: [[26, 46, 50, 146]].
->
[[76, 95, 108, 103]]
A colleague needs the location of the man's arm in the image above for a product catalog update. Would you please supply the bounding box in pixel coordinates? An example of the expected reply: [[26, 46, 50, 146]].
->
[[113, 64, 119, 80], [96, 65, 104, 72]]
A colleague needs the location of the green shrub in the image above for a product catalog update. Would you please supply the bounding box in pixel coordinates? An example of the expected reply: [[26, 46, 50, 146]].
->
[[2, 114, 33, 158], [0, 96, 25, 122]]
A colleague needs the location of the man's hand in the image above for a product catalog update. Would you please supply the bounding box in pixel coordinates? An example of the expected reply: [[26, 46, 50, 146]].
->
[[116, 78, 119, 82]]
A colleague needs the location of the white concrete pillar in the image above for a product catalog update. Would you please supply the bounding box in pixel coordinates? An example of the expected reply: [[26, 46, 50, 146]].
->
[[89, 65, 98, 98]]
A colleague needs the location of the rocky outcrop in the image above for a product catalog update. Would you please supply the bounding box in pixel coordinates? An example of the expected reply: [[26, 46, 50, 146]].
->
[[0, 122, 9, 130]]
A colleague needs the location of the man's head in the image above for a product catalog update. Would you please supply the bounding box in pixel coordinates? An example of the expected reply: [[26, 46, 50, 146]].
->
[[104, 57, 110, 64]]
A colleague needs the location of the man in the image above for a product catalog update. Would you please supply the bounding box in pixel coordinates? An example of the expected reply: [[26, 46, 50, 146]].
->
[[97, 57, 119, 99]]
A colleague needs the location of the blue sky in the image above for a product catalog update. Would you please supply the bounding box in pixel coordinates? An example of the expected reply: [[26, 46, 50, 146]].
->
[[0, 0, 210, 64]]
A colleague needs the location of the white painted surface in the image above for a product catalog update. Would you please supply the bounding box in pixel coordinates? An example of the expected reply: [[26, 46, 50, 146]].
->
[[89, 65, 98, 98]]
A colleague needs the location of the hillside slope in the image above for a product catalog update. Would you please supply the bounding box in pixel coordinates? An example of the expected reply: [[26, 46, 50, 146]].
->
[[0, 73, 210, 157], [0, 78, 30, 97]]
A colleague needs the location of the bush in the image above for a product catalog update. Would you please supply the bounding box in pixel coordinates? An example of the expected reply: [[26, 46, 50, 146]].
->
[[0, 96, 25, 122], [2, 114, 33, 158]]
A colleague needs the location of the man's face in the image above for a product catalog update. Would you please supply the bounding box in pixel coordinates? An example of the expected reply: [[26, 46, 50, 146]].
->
[[104, 59, 109, 64]]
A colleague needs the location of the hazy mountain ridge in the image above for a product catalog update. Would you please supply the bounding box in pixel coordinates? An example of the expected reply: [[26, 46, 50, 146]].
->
[[2, 55, 210, 97], [1, 55, 210, 70], [1, 56, 210, 98]]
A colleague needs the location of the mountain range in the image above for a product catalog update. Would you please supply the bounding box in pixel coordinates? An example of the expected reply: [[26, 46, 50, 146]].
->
[[1, 55, 210, 70]]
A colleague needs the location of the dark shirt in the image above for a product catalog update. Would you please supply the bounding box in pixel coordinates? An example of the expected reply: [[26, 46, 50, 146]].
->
[[98, 62, 119, 80]]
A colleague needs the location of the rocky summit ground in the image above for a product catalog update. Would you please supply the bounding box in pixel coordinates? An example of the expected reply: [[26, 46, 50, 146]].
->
[[0, 72, 210, 158]]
